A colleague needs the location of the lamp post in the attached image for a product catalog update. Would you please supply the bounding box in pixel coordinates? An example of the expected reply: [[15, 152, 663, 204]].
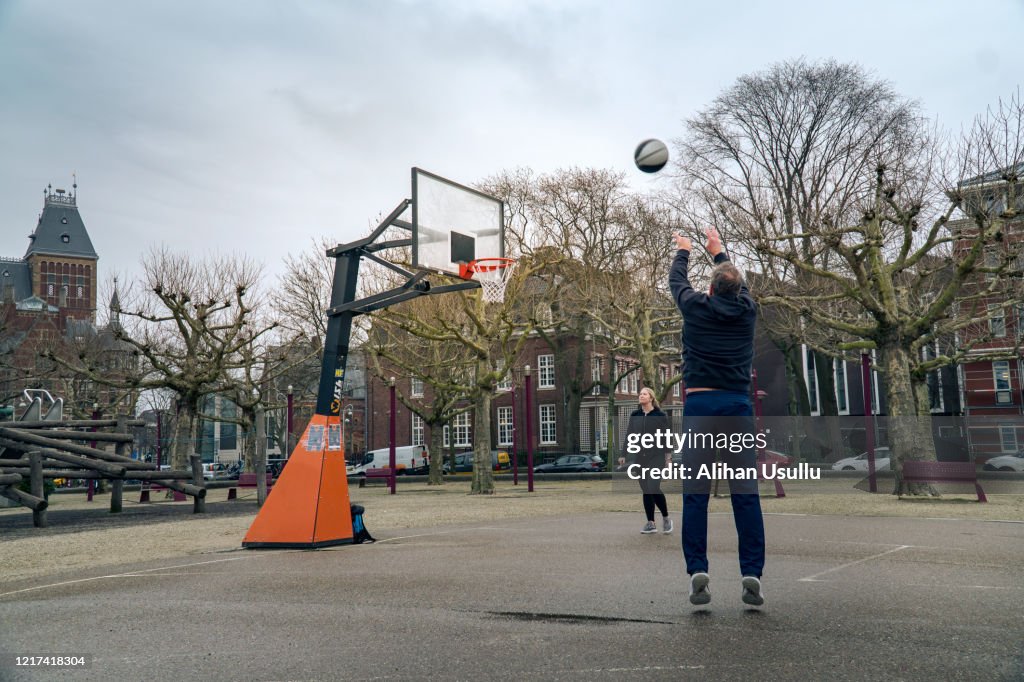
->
[[524, 365, 534, 493], [388, 377, 397, 495], [343, 404, 355, 464], [87, 402, 100, 502], [286, 385, 294, 457], [510, 370, 519, 486], [752, 369, 784, 498], [862, 353, 877, 493]]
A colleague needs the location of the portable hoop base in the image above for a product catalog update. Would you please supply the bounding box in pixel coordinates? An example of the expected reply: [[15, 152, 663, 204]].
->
[[459, 257, 516, 303]]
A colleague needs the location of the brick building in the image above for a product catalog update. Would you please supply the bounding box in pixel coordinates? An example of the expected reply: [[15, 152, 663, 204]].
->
[[0, 182, 133, 414]]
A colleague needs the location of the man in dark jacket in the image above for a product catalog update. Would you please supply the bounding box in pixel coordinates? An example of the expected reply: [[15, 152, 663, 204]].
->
[[669, 228, 765, 608]]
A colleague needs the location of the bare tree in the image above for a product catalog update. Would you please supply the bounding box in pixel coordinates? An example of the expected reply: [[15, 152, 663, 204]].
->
[[49, 248, 275, 471], [365, 298, 475, 485], [727, 87, 1024, 491], [674, 58, 922, 461]]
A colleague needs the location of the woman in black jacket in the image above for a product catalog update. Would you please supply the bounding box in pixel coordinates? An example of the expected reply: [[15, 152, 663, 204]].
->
[[618, 387, 673, 534]]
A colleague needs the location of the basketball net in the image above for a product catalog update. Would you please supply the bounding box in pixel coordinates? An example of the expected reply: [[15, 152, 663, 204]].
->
[[459, 258, 516, 303]]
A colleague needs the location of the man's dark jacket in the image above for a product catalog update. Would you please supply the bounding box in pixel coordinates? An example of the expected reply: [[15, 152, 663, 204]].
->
[[668, 250, 757, 394]]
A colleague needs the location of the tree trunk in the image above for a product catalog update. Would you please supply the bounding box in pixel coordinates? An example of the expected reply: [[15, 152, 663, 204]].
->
[[255, 404, 268, 507], [471, 391, 495, 494], [563, 388, 582, 456], [427, 424, 445, 485], [881, 344, 938, 496], [241, 414, 256, 474], [783, 344, 809, 464], [171, 401, 199, 472]]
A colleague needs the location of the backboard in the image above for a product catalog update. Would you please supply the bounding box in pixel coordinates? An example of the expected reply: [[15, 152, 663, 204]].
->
[[411, 168, 504, 278]]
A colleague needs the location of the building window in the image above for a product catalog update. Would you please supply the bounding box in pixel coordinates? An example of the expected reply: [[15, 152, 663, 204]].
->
[[539, 404, 557, 444], [411, 414, 424, 446], [673, 366, 681, 397], [993, 361, 1011, 404], [496, 360, 511, 392], [804, 347, 819, 415], [591, 356, 603, 395], [984, 250, 999, 281], [988, 304, 1006, 338], [411, 377, 424, 398], [497, 407, 513, 446], [834, 359, 848, 414], [1000, 426, 1018, 453], [443, 425, 450, 448], [538, 354, 555, 389], [453, 412, 471, 447]]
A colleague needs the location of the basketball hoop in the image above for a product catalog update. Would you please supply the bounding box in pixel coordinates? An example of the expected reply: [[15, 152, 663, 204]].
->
[[459, 257, 516, 303]]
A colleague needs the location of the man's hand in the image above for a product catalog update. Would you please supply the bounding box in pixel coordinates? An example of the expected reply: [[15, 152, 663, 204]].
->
[[673, 232, 692, 251], [705, 228, 723, 257]]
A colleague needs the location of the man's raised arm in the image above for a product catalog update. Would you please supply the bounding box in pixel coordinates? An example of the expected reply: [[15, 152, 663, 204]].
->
[[669, 232, 700, 310]]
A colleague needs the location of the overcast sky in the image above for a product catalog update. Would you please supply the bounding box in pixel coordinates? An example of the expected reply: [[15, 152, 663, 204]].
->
[[1, 0, 1021, 290]]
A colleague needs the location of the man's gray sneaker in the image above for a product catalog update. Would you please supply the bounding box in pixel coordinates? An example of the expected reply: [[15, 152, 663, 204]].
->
[[689, 572, 711, 605], [641, 521, 657, 534], [662, 516, 673, 534], [741, 576, 764, 606]]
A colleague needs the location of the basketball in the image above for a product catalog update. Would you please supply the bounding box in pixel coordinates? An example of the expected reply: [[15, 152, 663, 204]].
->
[[634, 138, 669, 173]]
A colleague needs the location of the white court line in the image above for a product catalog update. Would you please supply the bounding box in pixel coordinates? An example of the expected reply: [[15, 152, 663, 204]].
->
[[0, 555, 256, 600], [375, 526, 521, 544], [817, 540, 969, 551], [798, 545, 910, 582]]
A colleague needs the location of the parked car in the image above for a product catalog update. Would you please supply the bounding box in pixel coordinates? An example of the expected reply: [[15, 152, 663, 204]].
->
[[982, 452, 1024, 472], [201, 462, 228, 480], [832, 448, 892, 471], [443, 450, 511, 474], [348, 445, 430, 475], [534, 454, 604, 473]]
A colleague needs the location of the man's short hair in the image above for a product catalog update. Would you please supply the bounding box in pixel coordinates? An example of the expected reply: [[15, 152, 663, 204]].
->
[[710, 262, 743, 297]]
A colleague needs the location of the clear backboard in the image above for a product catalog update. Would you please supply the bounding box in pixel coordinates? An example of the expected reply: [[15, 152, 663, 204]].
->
[[411, 168, 504, 278]]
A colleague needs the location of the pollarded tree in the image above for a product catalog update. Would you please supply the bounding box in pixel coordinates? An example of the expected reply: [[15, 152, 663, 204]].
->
[[749, 93, 1024, 492], [673, 58, 921, 443], [50, 248, 275, 471], [365, 292, 476, 485]]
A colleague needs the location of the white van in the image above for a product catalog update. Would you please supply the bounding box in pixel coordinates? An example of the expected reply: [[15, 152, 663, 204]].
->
[[348, 445, 429, 476]]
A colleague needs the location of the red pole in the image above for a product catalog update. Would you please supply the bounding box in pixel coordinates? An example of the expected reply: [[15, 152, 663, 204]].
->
[[389, 378, 397, 495], [286, 385, 294, 458], [156, 411, 163, 470], [511, 385, 519, 486], [525, 367, 534, 493], [752, 370, 784, 498], [87, 405, 100, 501], [862, 353, 877, 493]]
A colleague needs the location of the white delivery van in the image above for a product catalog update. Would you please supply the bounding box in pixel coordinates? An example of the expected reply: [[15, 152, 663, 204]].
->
[[348, 445, 429, 476]]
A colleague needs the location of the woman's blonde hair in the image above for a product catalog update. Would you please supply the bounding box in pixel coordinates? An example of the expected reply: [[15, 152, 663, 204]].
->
[[639, 386, 659, 409]]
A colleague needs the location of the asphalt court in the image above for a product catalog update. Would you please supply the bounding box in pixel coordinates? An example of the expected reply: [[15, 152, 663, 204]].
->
[[1, 512, 1022, 681]]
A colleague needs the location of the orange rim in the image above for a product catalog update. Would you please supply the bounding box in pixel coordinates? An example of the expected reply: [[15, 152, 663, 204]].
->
[[458, 257, 516, 279]]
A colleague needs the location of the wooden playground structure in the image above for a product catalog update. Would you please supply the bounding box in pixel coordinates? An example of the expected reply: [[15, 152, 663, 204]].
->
[[0, 390, 206, 528]]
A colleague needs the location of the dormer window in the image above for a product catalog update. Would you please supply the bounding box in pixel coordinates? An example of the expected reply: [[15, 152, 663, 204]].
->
[[61, 233, 70, 244], [61, 216, 68, 224]]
